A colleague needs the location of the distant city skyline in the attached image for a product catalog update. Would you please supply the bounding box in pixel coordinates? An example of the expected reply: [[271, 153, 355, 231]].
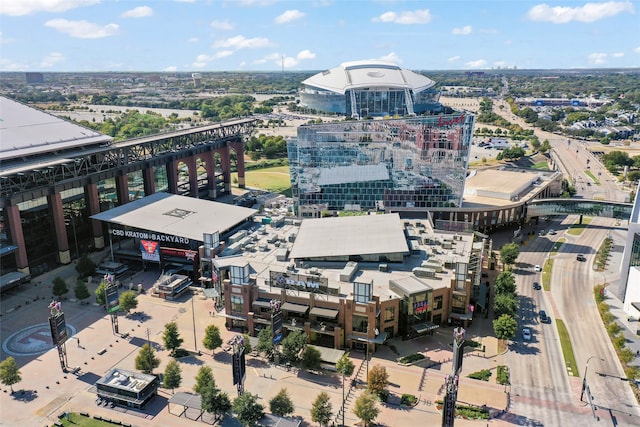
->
[[0, 0, 638, 72]]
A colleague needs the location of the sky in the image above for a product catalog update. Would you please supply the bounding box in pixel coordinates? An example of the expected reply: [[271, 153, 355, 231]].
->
[[0, 0, 639, 72]]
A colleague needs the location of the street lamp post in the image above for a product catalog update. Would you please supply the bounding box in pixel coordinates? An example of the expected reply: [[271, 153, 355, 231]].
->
[[581, 356, 604, 402]]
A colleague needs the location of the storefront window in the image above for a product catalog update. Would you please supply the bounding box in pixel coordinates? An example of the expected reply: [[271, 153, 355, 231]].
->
[[230, 295, 244, 313], [433, 295, 443, 310], [352, 315, 368, 333], [384, 307, 395, 322]]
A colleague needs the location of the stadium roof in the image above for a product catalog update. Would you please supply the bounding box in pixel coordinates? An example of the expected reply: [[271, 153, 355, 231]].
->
[[0, 96, 112, 162], [91, 192, 256, 242], [301, 60, 435, 95], [288, 213, 409, 260]]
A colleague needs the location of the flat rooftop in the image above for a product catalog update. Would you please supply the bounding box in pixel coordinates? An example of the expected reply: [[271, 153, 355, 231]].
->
[[288, 213, 409, 260], [91, 192, 257, 242], [0, 96, 112, 164]]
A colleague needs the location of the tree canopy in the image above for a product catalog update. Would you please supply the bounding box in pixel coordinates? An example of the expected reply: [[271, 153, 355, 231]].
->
[[500, 243, 520, 267], [163, 322, 184, 356], [119, 290, 138, 313], [163, 359, 182, 393], [300, 346, 322, 371], [232, 392, 265, 427], [310, 392, 333, 427], [0, 357, 22, 392], [353, 392, 379, 427], [269, 388, 295, 417], [202, 324, 223, 354], [135, 343, 160, 374], [367, 365, 389, 397], [493, 314, 518, 340]]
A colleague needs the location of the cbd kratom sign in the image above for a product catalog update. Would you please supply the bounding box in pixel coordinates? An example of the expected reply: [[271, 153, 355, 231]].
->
[[269, 270, 337, 295]]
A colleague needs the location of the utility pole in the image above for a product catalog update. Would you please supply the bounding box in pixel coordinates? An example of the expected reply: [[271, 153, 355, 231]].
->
[[191, 291, 198, 353]]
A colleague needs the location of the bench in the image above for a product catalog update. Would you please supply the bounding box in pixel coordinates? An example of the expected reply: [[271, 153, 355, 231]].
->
[[97, 348, 107, 355]]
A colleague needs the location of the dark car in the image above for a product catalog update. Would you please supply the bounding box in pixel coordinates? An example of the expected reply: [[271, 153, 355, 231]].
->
[[576, 254, 586, 262], [539, 310, 550, 323], [533, 281, 541, 290]]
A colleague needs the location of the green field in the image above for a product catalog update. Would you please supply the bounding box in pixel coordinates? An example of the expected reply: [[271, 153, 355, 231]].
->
[[232, 165, 291, 195]]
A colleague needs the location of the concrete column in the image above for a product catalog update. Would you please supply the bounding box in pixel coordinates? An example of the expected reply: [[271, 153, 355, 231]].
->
[[115, 174, 129, 205], [5, 204, 30, 275], [85, 183, 105, 249], [218, 146, 231, 193], [231, 141, 246, 188], [184, 156, 199, 198], [204, 151, 216, 199], [334, 326, 343, 349], [48, 192, 71, 264], [143, 165, 156, 196], [166, 159, 179, 194]]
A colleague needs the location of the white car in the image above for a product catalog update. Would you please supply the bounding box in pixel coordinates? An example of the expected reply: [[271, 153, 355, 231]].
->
[[533, 265, 542, 272], [522, 328, 532, 341]]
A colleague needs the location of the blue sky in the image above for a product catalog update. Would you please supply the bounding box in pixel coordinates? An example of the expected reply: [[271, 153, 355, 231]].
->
[[1, 0, 638, 72]]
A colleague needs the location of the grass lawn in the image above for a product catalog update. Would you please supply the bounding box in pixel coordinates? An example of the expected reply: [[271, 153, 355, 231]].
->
[[542, 259, 553, 291], [567, 217, 592, 236], [231, 165, 291, 195], [585, 170, 601, 185], [556, 319, 579, 377], [532, 161, 550, 170], [58, 412, 117, 426]]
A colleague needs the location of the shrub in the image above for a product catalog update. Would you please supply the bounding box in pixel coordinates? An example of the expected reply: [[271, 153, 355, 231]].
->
[[398, 353, 425, 364], [467, 369, 492, 381], [606, 322, 621, 336], [497, 365, 510, 385], [400, 393, 418, 406], [456, 404, 490, 420]]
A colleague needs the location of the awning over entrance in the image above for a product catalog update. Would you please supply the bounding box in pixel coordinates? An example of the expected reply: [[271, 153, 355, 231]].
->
[[252, 299, 272, 309], [309, 307, 339, 319], [202, 288, 219, 298], [219, 311, 247, 321], [308, 345, 345, 365], [348, 332, 388, 345], [282, 302, 309, 314], [411, 322, 439, 334], [450, 312, 473, 321]]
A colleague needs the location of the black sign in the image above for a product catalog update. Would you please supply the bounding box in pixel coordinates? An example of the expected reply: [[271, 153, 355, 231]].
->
[[272, 311, 283, 345], [49, 312, 68, 346], [232, 347, 246, 386], [105, 285, 120, 314]]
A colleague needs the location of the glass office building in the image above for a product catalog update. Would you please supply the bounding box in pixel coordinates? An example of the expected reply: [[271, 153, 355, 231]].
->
[[287, 113, 475, 213]]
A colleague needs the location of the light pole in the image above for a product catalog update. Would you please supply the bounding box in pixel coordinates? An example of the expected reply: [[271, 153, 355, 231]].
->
[[191, 292, 198, 354], [581, 356, 604, 402]]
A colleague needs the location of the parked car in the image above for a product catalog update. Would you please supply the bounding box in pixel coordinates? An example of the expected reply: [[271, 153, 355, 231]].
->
[[533, 281, 541, 290], [539, 310, 550, 323], [522, 328, 532, 341], [548, 229, 556, 235], [576, 254, 586, 262], [533, 264, 542, 272]]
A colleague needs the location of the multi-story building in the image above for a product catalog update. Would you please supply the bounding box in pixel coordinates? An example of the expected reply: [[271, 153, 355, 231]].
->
[[622, 191, 640, 316], [211, 213, 485, 354], [287, 114, 474, 215], [298, 60, 441, 118]]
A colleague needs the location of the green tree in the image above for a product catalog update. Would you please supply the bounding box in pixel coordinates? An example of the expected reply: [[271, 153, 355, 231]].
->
[[256, 326, 274, 357], [300, 345, 322, 371], [494, 271, 516, 295], [367, 364, 389, 397], [232, 392, 265, 427], [493, 314, 518, 341], [243, 333, 253, 354], [75, 254, 96, 278], [119, 290, 138, 313], [0, 357, 22, 393], [95, 280, 108, 305], [135, 343, 160, 374], [194, 366, 215, 395], [494, 293, 519, 318], [310, 391, 333, 427], [269, 387, 294, 417], [74, 279, 91, 302], [336, 353, 355, 377], [163, 359, 182, 393], [202, 386, 232, 422], [353, 392, 379, 427], [202, 324, 223, 354], [282, 330, 307, 364], [500, 243, 520, 268], [52, 277, 69, 298], [162, 322, 183, 356]]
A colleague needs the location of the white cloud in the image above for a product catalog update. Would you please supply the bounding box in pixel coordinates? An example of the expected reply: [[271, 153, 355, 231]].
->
[[452, 25, 472, 35], [0, 32, 16, 44], [40, 52, 65, 67], [297, 49, 316, 60], [588, 52, 607, 64], [527, 1, 634, 24], [45, 19, 119, 39], [0, 58, 28, 71], [448, 56, 461, 62], [378, 52, 402, 64], [212, 35, 270, 50], [612, 52, 624, 58], [634, 47, 640, 53], [121, 6, 153, 18], [164, 66, 177, 72], [236, 0, 279, 6], [213, 50, 234, 59], [466, 59, 487, 68], [256, 49, 315, 68], [192, 53, 212, 68], [0, 0, 99, 16], [211, 20, 234, 31], [372, 9, 432, 24], [274, 9, 305, 24], [187, 37, 198, 43]]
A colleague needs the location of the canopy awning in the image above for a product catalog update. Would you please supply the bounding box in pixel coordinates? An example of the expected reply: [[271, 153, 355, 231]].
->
[[252, 299, 272, 309], [309, 307, 339, 319], [282, 302, 309, 314], [220, 312, 247, 321], [411, 322, 439, 334], [349, 331, 388, 345], [449, 312, 473, 320], [202, 288, 219, 298]]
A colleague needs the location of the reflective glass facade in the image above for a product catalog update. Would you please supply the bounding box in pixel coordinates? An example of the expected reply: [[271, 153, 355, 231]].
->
[[287, 114, 474, 211]]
